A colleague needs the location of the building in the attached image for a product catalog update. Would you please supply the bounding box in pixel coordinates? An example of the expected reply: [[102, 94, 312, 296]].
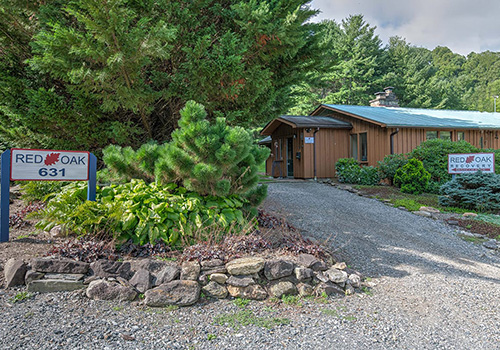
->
[[261, 88, 500, 178]]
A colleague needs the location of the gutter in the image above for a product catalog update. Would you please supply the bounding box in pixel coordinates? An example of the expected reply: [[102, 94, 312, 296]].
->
[[313, 127, 320, 181], [390, 128, 399, 154]]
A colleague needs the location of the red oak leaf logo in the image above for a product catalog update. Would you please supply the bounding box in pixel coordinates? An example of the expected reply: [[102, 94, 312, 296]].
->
[[465, 155, 475, 164], [44, 153, 60, 166]]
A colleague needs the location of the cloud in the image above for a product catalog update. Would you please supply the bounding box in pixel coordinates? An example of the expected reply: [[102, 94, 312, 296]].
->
[[309, 0, 500, 55]]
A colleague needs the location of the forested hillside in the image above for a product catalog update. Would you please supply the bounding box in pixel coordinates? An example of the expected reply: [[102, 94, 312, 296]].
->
[[1, 1, 500, 153]]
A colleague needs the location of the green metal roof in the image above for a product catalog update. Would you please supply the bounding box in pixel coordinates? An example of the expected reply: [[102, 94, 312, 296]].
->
[[322, 104, 500, 129]]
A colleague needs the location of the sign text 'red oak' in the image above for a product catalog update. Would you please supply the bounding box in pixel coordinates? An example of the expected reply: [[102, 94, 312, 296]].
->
[[448, 153, 495, 174], [10, 149, 90, 181]]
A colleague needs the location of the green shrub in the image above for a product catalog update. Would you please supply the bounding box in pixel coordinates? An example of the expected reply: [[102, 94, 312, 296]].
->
[[335, 158, 380, 185], [439, 172, 500, 212], [36, 180, 251, 246], [394, 159, 430, 194], [103, 101, 270, 206], [409, 139, 479, 186], [20, 181, 68, 202], [377, 154, 409, 185]]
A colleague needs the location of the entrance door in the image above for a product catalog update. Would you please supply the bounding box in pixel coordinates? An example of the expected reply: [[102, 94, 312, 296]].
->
[[286, 138, 294, 177]]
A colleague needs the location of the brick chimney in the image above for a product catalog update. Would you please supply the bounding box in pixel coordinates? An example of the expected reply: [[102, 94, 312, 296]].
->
[[370, 87, 399, 107]]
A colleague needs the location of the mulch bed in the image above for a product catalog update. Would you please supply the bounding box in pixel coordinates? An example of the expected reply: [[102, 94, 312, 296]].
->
[[454, 219, 500, 239]]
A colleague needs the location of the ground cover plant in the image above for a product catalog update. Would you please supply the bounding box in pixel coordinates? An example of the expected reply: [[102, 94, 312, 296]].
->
[[335, 158, 379, 185]]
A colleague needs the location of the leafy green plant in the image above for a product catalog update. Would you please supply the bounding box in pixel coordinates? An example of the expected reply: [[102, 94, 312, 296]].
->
[[439, 172, 500, 211], [377, 154, 408, 185], [214, 310, 290, 330], [281, 295, 302, 306], [207, 334, 217, 341], [391, 198, 424, 212], [10, 291, 32, 303], [394, 159, 430, 194], [335, 158, 380, 185], [20, 181, 68, 202], [233, 298, 250, 309]]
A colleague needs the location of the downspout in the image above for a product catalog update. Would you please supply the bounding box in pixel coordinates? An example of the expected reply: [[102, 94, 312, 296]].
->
[[390, 128, 400, 154], [313, 127, 320, 181]]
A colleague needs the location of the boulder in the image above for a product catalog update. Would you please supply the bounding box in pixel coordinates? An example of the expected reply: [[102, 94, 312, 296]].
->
[[49, 225, 66, 238], [344, 284, 355, 296], [314, 271, 329, 283], [44, 273, 84, 281], [201, 259, 224, 270], [155, 265, 180, 285], [226, 284, 267, 300], [296, 283, 314, 297], [419, 206, 440, 213], [202, 281, 228, 299], [348, 274, 361, 288], [180, 261, 200, 281], [129, 269, 152, 293], [325, 268, 348, 285], [332, 262, 347, 270], [4, 259, 27, 288], [90, 260, 132, 279], [209, 273, 228, 285], [412, 210, 432, 218], [25, 271, 44, 285], [296, 254, 319, 269], [314, 282, 345, 297], [264, 260, 294, 280], [226, 257, 265, 275], [462, 212, 478, 217], [268, 281, 298, 298], [145, 280, 200, 307], [28, 279, 85, 293], [226, 275, 254, 287], [86, 280, 137, 301], [32, 258, 89, 274], [294, 267, 314, 282]]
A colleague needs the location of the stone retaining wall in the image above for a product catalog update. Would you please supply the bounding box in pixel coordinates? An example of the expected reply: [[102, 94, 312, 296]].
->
[[4, 254, 363, 306]]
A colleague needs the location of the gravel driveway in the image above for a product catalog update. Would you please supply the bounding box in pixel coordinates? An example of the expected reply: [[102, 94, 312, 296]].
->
[[1, 181, 499, 350]]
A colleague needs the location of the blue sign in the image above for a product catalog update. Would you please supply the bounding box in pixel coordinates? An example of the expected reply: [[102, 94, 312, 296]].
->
[[0, 149, 97, 243]]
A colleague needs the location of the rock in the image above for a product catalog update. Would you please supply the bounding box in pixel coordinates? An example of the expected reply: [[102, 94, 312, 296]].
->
[[155, 265, 180, 285], [90, 260, 132, 279], [226, 275, 255, 287], [25, 270, 44, 285], [315, 271, 329, 283], [314, 282, 345, 297], [419, 206, 440, 213], [296, 283, 314, 297], [226, 257, 265, 275], [43, 273, 84, 281], [145, 280, 200, 307], [86, 280, 137, 301], [28, 279, 85, 293], [325, 268, 348, 285], [4, 259, 27, 288], [264, 260, 294, 280], [332, 262, 347, 270], [483, 240, 498, 250], [32, 258, 89, 274], [462, 212, 478, 217], [344, 284, 355, 296], [180, 261, 200, 281], [130, 259, 168, 274], [447, 220, 459, 226], [348, 274, 361, 288], [49, 225, 66, 238], [412, 210, 432, 218], [226, 284, 267, 300], [200, 266, 227, 275], [129, 269, 152, 293], [268, 281, 298, 298], [398, 206, 408, 211], [294, 267, 314, 282], [202, 281, 228, 299], [210, 273, 228, 284], [201, 259, 224, 270], [296, 254, 319, 268]]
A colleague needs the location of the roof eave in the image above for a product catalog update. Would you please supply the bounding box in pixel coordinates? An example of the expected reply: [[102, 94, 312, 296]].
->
[[314, 104, 388, 128]]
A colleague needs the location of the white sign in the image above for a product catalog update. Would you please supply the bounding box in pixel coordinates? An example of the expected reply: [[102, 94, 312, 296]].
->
[[448, 153, 495, 174], [305, 137, 314, 144], [10, 149, 90, 181]]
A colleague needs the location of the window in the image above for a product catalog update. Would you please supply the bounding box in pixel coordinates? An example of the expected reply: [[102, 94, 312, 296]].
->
[[350, 134, 358, 160], [457, 132, 465, 141], [440, 131, 451, 141], [426, 131, 438, 140], [360, 132, 368, 162]]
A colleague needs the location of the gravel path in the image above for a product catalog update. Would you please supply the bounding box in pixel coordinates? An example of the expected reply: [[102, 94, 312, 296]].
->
[[1, 181, 499, 349]]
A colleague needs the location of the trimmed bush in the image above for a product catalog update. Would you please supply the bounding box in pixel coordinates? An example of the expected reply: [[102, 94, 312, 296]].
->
[[335, 158, 380, 185], [377, 154, 408, 185], [439, 172, 500, 212], [394, 159, 430, 194]]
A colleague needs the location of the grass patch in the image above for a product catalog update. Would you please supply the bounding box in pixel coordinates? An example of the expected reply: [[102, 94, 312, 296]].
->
[[233, 298, 250, 309], [457, 234, 488, 244], [214, 310, 290, 330], [9, 291, 32, 303], [207, 334, 217, 341], [281, 294, 302, 306], [361, 286, 373, 296]]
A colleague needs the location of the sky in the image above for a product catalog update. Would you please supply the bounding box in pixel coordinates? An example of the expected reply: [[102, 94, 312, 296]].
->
[[309, 0, 500, 56]]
